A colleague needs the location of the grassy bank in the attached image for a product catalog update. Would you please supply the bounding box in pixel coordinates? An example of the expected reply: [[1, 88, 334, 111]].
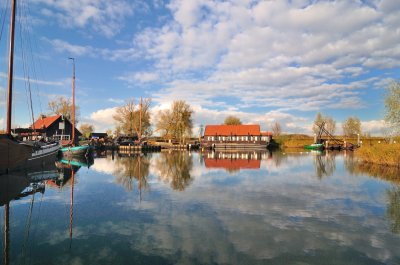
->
[[355, 143, 400, 167]]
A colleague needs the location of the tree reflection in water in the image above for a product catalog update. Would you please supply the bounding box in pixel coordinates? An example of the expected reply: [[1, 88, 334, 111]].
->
[[313, 151, 336, 179], [154, 151, 193, 191], [113, 153, 151, 192]]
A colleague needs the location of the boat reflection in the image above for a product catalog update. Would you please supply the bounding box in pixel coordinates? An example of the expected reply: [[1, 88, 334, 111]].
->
[[312, 151, 337, 179]]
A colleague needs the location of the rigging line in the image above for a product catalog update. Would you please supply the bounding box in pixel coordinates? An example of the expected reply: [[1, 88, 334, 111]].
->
[[21, 0, 42, 118], [21, 193, 35, 265], [17, 0, 35, 127]]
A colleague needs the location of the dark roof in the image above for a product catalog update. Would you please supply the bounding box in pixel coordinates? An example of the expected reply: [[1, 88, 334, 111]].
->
[[204, 125, 261, 136]]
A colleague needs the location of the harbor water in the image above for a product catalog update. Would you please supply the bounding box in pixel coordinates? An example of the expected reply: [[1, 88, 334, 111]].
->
[[1, 150, 399, 265]]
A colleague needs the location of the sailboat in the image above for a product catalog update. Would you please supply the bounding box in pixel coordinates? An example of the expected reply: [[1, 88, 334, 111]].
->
[[59, 58, 92, 157], [0, 0, 60, 175]]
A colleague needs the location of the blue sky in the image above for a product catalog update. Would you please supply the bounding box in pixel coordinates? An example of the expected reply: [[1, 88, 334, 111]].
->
[[0, 0, 399, 135]]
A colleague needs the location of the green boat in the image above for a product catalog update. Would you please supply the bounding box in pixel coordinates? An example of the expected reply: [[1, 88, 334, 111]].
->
[[60, 145, 92, 157], [304, 143, 324, 150]]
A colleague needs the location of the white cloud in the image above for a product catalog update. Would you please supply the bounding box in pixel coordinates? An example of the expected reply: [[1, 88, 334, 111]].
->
[[118, 72, 159, 84], [361, 120, 388, 135], [83, 107, 117, 132], [33, 0, 135, 37]]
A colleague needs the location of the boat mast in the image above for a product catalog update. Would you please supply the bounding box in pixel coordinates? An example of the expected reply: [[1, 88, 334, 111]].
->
[[6, 0, 17, 135], [69, 58, 75, 146]]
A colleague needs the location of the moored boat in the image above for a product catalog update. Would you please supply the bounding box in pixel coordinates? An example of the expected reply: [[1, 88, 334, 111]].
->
[[304, 143, 324, 150]]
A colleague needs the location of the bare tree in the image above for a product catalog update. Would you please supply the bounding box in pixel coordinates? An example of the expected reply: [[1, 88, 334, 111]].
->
[[385, 81, 400, 134], [48, 96, 80, 124], [156, 100, 193, 144], [113, 98, 152, 139], [223, 116, 242, 125], [312, 112, 336, 135], [271, 122, 281, 137], [79, 123, 94, 138], [342, 117, 361, 137]]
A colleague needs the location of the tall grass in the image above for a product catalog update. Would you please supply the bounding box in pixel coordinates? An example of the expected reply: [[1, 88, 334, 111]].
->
[[356, 143, 400, 167]]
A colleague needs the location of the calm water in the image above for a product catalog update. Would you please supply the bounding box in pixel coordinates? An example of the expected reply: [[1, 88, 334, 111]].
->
[[1, 150, 400, 265]]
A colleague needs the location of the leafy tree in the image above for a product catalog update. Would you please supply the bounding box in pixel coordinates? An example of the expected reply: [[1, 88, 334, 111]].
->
[[48, 96, 80, 124], [325, 116, 336, 135], [271, 122, 281, 137], [385, 81, 400, 133], [79, 123, 94, 139], [156, 100, 193, 143], [223, 116, 242, 125], [113, 98, 152, 139], [342, 116, 361, 137]]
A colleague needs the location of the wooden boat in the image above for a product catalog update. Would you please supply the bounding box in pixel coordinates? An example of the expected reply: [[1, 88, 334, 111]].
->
[[304, 143, 324, 150], [0, 0, 60, 175]]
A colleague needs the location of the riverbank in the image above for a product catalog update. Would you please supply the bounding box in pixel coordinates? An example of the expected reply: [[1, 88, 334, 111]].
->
[[355, 144, 400, 167]]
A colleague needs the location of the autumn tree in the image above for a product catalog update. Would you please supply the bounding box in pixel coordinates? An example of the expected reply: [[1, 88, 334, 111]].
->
[[342, 117, 361, 137], [79, 123, 94, 139], [48, 96, 80, 124], [113, 98, 152, 139], [385, 81, 400, 133], [271, 122, 281, 137], [223, 116, 242, 125], [156, 100, 193, 144], [312, 112, 324, 135]]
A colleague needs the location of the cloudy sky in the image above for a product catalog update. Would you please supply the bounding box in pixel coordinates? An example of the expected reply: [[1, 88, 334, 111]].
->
[[0, 0, 399, 135]]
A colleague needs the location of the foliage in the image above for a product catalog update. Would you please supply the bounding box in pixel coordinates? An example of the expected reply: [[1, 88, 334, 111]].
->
[[312, 112, 336, 135], [271, 122, 281, 137], [223, 116, 242, 125], [113, 98, 152, 139], [79, 123, 94, 138], [342, 116, 361, 137], [48, 96, 80, 124], [385, 81, 400, 133], [156, 100, 193, 143]]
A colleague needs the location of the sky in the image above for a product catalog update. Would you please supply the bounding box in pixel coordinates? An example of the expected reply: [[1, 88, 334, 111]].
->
[[0, 0, 399, 135]]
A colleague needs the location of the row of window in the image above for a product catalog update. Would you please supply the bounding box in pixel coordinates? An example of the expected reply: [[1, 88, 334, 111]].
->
[[206, 136, 270, 141]]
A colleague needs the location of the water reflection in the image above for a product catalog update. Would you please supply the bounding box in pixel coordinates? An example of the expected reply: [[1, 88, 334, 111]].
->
[[202, 151, 265, 173], [155, 151, 193, 191], [112, 153, 151, 192], [2, 151, 400, 264]]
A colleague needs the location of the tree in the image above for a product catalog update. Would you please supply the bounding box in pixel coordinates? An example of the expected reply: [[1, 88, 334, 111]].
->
[[79, 123, 94, 139], [48, 96, 80, 124], [325, 116, 336, 135], [156, 100, 193, 143], [113, 98, 152, 139], [312, 112, 324, 135], [385, 81, 400, 133], [271, 122, 281, 137], [223, 116, 242, 125], [312, 112, 336, 135], [342, 117, 361, 137]]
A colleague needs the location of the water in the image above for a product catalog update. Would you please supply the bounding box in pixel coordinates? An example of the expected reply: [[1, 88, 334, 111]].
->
[[1, 150, 399, 265]]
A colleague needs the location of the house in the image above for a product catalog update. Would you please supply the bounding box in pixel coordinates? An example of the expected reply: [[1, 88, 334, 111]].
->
[[204, 151, 261, 170], [89, 132, 108, 140], [201, 124, 273, 150], [31, 115, 82, 145]]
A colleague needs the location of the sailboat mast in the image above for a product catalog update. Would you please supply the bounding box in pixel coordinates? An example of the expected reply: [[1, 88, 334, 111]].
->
[[6, 0, 17, 135], [69, 58, 75, 145]]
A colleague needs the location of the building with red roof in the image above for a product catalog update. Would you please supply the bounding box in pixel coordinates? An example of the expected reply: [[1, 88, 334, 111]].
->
[[15, 115, 81, 145], [202, 124, 273, 149]]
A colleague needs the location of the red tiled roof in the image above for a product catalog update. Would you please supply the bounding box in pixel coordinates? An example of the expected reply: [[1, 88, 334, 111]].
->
[[204, 158, 261, 169], [31, 115, 61, 129], [204, 125, 260, 136]]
